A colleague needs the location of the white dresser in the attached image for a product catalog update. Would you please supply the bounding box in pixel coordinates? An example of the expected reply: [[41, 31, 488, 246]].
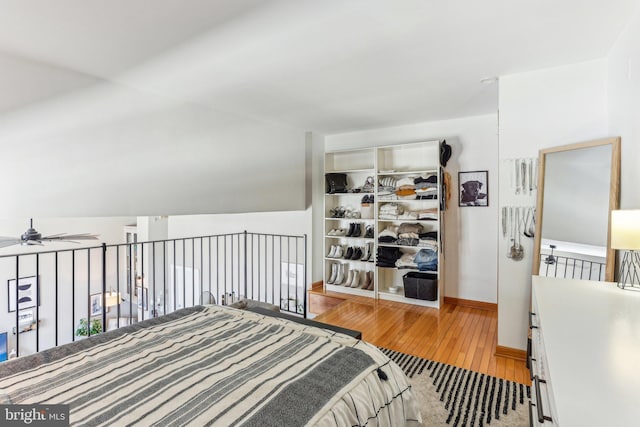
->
[[530, 276, 640, 426]]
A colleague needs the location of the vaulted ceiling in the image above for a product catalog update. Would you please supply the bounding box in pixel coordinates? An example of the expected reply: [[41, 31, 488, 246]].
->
[[0, 0, 636, 133]]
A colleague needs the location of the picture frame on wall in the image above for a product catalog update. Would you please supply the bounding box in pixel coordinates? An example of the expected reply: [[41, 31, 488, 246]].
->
[[136, 287, 148, 311], [90, 293, 103, 316], [7, 276, 40, 312], [459, 170, 489, 207]]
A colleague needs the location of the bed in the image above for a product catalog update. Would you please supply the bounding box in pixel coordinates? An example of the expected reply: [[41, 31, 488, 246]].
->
[[0, 305, 421, 426]]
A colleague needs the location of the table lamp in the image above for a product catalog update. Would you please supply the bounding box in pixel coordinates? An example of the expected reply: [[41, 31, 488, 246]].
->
[[611, 210, 640, 289]]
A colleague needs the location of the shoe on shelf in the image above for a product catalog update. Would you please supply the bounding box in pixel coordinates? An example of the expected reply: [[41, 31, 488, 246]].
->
[[346, 223, 355, 237], [364, 225, 374, 239], [351, 247, 363, 260], [327, 229, 336, 236], [351, 223, 362, 237], [327, 245, 337, 258], [341, 270, 354, 286], [344, 246, 354, 259], [327, 263, 338, 284], [360, 243, 370, 261], [335, 228, 346, 236], [350, 270, 361, 288], [334, 264, 345, 285], [366, 272, 375, 290], [334, 245, 344, 258], [360, 271, 371, 289]]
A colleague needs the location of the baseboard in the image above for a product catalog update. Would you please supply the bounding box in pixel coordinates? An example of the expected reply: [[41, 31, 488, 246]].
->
[[444, 296, 497, 312], [495, 345, 527, 361], [311, 280, 324, 291]]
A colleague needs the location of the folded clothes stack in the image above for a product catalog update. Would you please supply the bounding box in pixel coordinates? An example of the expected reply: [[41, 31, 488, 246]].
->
[[397, 238, 419, 246], [414, 247, 438, 271], [418, 231, 438, 248], [417, 208, 438, 221], [395, 223, 424, 246], [378, 225, 398, 243], [377, 246, 402, 268], [415, 174, 438, 200], [378, 177, 397, 199], [395, 177, 416, 200], [379, 203, 404, 220], [395, 251, 418, 269]]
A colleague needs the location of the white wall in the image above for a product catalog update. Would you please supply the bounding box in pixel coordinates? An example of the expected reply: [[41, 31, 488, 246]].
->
[[0, 54, 306, 218], [167, 211, 311, 239], [324, 114, 499, 303], [498, 59, 609, 350], [608, 6, 640, 209]]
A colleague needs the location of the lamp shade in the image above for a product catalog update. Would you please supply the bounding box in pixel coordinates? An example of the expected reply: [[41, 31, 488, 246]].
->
[[105, 291, 123, 307], [611, 210, 640, 250]]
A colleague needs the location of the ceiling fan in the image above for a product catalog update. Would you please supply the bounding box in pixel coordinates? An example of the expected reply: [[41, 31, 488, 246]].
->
[[0, 219, 99, 249]]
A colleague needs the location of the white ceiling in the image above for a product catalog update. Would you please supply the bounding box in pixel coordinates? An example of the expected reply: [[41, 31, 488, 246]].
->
[[0, 0, 636, 133]]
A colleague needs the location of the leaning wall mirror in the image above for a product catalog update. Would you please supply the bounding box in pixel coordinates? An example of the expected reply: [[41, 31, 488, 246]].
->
[[532, 137, 621, 282]]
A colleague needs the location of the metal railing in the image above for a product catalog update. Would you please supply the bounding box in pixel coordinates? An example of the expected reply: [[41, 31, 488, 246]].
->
[[0, 231, 307, 357], [538, 253, 605, 281]]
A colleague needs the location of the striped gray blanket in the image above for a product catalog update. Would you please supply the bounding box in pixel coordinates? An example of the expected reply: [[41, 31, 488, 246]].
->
[[0, 305, 421, 426]]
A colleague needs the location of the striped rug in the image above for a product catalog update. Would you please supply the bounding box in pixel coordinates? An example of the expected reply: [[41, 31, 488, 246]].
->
[[379, 348, 530, 427]]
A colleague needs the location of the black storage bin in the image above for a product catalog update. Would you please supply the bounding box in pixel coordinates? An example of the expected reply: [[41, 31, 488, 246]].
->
[[403, 272, 438, 301]]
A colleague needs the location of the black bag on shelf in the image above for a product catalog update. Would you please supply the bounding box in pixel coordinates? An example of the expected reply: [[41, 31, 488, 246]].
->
[[325, 173, 348, 193], [403, 272, 438, 301]]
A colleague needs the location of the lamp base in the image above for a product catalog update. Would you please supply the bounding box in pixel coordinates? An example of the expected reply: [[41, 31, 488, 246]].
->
[[617, 250, 640, 290]]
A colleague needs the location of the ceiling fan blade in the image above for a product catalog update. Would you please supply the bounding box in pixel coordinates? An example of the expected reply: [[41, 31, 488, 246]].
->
[[42, 234, 98, 241], [26, 240, 43, 246], [0, 239, 22, 248]]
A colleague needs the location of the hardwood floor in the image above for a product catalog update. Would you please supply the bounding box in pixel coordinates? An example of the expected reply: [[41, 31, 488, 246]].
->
[[312, 291, 530, 385]]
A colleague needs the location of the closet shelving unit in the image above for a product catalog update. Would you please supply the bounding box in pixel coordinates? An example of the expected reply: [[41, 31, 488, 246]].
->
[[324, 141, 444, 308]]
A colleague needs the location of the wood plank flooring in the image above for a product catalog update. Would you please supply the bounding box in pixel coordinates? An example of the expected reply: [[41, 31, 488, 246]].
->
[[312, 291, 530, 385]]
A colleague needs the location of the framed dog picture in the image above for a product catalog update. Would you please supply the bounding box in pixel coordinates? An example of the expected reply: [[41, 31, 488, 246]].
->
[[459, 171, 489, 207]]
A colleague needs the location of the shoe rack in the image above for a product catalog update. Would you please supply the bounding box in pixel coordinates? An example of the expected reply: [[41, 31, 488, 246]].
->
[[324, 141, 444, 308]]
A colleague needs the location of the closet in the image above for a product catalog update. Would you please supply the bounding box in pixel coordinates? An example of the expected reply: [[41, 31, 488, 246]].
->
[[324, 140, 444, 308]]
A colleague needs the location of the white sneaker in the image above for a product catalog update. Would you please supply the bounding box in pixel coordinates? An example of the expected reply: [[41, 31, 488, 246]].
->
[[335, 228, 346, 236]]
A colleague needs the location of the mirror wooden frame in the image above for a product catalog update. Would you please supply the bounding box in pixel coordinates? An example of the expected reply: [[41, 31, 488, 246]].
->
[[532, 137, 621, 281]]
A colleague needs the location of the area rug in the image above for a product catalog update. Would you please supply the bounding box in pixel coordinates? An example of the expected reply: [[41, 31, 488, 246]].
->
[[379, 348, 531, 427]]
